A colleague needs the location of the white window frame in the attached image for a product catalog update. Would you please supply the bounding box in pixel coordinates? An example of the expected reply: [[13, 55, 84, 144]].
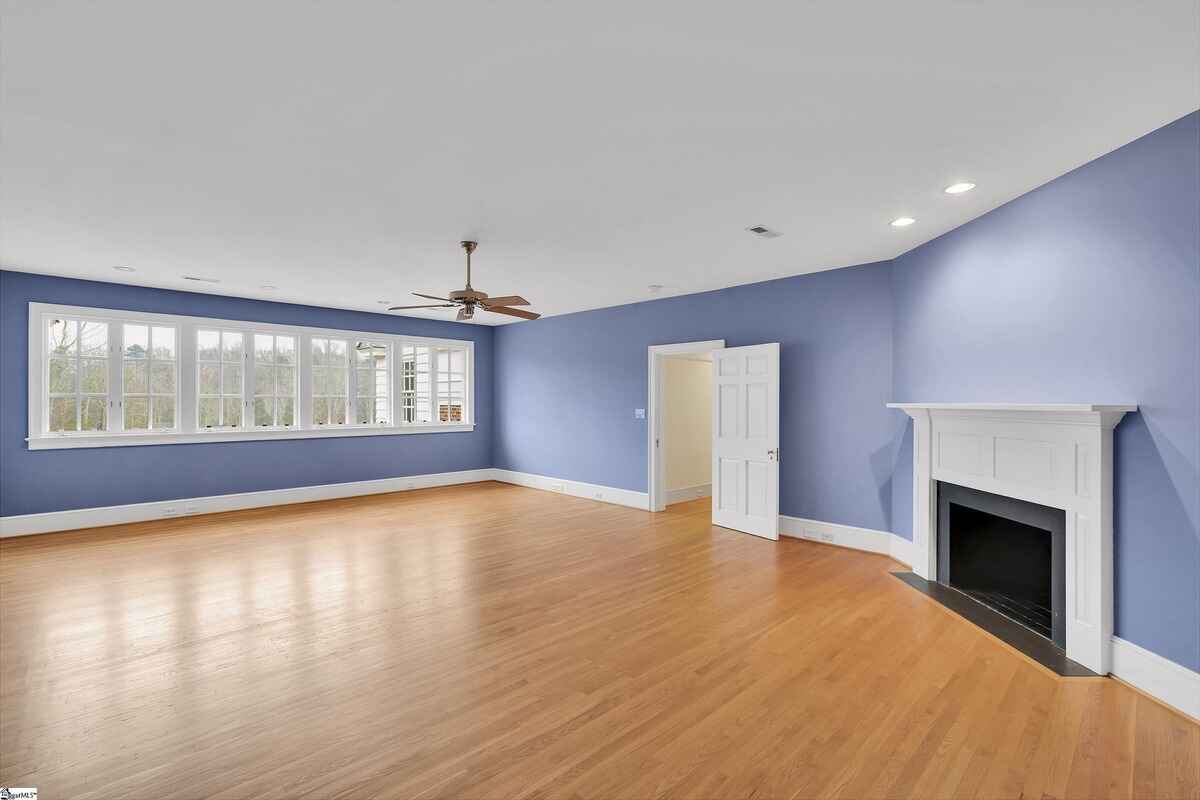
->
[[196, 328, 248, 431], [250, 331, 299, 430], [352, 338, 393, 426], [26, 302, 475, 450], [309, 335, 353, 427], [44, 315, 113, 434]]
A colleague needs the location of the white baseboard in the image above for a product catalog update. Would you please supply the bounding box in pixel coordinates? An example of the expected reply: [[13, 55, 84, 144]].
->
[[0, 468, 495, 538], [780, 515, 898, 558], [1110, 636, 1200, 721], [666, 483, 711, 505], [889, 534, 916, 568], [490, 469, 650, 510], [778, 515, 915, 569]]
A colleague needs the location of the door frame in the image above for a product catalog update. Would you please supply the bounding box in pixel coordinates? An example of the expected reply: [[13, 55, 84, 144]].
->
[[647, 339, 725, 513]]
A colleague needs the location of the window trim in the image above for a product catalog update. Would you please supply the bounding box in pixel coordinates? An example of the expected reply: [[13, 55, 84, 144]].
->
[[27, 302, 475, 450]]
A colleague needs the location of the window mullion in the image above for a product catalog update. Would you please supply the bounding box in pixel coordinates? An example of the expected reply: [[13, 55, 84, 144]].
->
[[178, 325, 196, 434], [384, 343, 393, 426], [110, 321, 125, 433], [243, 334, 254, 430], [347, 340, 358, 426], [299, 333, 313, 429], [429, 348, 439, 425], [73, 331, 82, 432]]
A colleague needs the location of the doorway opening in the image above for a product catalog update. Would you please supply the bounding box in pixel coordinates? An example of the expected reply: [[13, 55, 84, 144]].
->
[[647, 340, 724, 513]]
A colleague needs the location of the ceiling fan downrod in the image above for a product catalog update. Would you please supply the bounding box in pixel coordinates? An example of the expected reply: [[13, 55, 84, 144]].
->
[[461, 240, 476, 290]]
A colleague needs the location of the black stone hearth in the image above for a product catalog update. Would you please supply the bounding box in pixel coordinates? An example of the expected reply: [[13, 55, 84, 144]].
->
[[891, 572, 1097, 677]]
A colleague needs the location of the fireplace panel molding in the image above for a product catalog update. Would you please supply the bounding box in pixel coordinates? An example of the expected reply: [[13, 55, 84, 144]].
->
[[888, 403, 1136, 674]]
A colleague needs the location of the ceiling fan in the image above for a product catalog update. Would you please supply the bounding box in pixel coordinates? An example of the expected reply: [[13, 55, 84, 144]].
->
[[388, 241, 541, 321]]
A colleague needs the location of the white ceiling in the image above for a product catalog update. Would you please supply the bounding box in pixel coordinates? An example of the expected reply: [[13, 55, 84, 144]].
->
[[3, 1, 1197, 325]]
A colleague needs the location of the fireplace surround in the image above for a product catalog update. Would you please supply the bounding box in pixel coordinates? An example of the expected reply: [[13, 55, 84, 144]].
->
[[888, 403, 1135, 674]]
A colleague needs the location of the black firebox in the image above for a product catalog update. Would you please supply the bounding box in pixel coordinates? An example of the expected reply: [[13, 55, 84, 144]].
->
[[936, 482, 1066, 649]]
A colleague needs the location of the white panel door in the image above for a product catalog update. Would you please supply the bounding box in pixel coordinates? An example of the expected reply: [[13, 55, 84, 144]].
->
[[711, 343, 780, 539]]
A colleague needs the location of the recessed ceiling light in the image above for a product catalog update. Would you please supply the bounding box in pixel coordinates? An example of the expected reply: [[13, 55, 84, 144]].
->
[[746, 225, 782, 239], [944, 182, 976, 194], [890, 217, 916, 227], [112, 265, 135, 272], [259, 284, 278, 290]]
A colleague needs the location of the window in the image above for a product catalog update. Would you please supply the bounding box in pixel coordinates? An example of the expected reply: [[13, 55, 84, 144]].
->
[[46, 317, 109, 432], [436, 346, 467, 423], [29, 302, 473, 449], [399, 344, 432, 423], [254, 333, 296, 427], [354, 341, 390, 425], [123, 323, 177, 430], [311, 337, 349, 426], [198, 330, 244, 429]]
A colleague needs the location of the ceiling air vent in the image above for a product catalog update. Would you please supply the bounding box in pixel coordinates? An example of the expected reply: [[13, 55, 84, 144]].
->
[[746, 225, 782, 239], [181, 275, 221, 283]]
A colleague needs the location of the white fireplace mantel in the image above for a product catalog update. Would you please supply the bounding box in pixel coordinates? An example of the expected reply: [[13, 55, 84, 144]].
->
[[888, 402, 1136, 674]]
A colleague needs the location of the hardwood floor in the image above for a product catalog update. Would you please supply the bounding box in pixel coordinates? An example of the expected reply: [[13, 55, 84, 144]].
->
[[2, 482, 1197, 799]]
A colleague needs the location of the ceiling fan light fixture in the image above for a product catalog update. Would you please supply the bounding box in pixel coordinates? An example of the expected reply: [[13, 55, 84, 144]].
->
[[389, 242, 541, 320]]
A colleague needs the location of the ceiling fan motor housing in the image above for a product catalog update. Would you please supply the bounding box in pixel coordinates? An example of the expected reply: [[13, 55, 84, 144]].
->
[[449, 288, 488, 302]]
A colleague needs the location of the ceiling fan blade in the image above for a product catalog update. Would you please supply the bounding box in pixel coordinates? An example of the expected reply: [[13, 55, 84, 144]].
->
[[387, 303, 457, 311], [479, 295, 529, 307], [412, 292, 456, 302], [486, 306, 541, 320]]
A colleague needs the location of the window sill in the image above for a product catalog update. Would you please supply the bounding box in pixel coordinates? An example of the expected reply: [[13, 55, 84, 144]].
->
[[26, 424, 476, 450]]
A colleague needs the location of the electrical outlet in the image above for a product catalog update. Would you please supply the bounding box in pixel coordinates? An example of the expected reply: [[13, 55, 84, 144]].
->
[[550, 482, 564, 492], [163, 507, 178, 517], [593, 492, 603, 500], [406, 482, 417, 489], [803, 529, 819, 540], [184, 505, 199, 515], [819, 532, 836, 543]]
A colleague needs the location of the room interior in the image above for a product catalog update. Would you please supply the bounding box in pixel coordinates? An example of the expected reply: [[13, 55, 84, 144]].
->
[[661, 350, 712, 507], [1, 1, 1198, 798]]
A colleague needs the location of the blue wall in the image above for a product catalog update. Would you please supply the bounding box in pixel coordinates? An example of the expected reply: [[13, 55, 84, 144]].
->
[[889, 111, 1199, 671], [493, 262, 897, 532], [0, 271, 494, 517]]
